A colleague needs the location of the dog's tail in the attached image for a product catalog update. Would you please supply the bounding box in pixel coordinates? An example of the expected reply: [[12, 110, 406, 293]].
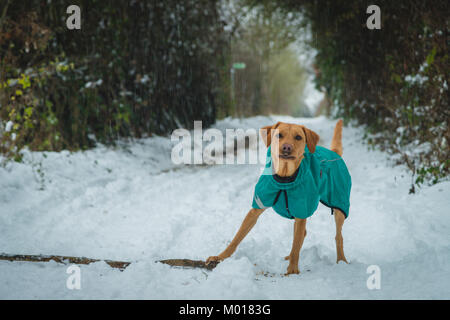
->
[[330, 119, 343, 156]]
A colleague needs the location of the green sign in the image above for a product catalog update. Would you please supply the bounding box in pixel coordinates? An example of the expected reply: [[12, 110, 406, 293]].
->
[[232, 62, 246, 69]]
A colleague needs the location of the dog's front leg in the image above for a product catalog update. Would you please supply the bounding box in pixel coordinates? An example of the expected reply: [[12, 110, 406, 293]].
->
[[286, 218, 307, 275], [206, 208, 264, 265]]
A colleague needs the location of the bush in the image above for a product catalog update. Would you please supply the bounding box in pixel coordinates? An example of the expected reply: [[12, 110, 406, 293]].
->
[[0, 1, 230, 158], [262, 0, 449, 187]]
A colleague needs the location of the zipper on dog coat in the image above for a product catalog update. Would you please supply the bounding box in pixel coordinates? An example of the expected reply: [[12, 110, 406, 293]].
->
[[272, 189, 293, 219], [252, 145, 352, 219]]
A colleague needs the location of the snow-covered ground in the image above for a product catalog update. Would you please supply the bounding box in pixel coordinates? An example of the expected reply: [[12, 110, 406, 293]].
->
[[0, 115, 449, 299]]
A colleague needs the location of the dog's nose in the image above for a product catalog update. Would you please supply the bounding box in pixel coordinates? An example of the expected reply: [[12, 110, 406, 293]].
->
[[282, 144, 293, 154]]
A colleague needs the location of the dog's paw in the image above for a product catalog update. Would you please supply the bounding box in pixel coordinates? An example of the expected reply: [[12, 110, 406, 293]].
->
[[336, 257, 349, 264], [285, 264, 300, 275], [205, 255, 223, 265]]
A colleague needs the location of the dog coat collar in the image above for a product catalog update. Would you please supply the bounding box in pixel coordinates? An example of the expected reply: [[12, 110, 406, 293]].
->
[[252, 145, 352, 220], [273, 166, 299, 183]]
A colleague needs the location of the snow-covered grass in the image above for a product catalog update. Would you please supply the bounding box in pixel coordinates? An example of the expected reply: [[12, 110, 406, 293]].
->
[[1, 116, 449, 299]]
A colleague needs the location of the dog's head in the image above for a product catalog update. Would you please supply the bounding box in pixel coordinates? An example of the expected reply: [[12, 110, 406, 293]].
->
[[260, 122, 320, 177]]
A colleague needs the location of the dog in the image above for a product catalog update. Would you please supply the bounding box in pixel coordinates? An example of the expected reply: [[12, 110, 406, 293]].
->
[[206, 120, 352, 275]]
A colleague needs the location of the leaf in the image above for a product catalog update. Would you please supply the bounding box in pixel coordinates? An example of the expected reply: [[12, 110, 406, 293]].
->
[[18, 74, 31, 89], [45, 100, 53, 108], [426, 47, 437, 66], [24, 107, 33, 118], [392, 74, 402, 84], [25, 122, 34, 129]]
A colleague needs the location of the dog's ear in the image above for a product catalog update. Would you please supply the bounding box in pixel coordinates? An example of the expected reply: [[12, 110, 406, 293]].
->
[[260, 122, 281, 147], [303, 127, 320, 153]]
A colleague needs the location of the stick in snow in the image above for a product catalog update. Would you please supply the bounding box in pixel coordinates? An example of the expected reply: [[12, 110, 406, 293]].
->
[[159, 258, 219, 270], [0, 253, 219, 271]]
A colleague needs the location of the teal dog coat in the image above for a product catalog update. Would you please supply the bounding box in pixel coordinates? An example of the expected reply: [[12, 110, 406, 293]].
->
[[252, 145, 351, 219]]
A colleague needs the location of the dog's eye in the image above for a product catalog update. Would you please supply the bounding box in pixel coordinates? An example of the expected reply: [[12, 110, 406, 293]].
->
[[295, 135, 302, 140], [276, 133, 283, 139]]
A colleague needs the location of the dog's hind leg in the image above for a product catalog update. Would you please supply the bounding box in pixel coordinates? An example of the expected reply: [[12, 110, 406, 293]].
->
[[330, 119, 343, 156], [334, 209, 348, 263]]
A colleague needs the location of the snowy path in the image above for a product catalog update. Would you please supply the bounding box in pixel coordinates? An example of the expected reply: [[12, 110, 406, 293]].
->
[[1, 116, 449, 299]]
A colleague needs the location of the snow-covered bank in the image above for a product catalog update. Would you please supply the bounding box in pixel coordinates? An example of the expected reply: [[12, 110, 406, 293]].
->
[[1, 116, 449, 299]]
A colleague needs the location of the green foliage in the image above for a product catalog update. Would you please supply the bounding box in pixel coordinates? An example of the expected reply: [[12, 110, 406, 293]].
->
[[0, 1, 230, 159], [229, 3, 309, 116], [265, 0, 449, 186], [265, 48, 309, 116]]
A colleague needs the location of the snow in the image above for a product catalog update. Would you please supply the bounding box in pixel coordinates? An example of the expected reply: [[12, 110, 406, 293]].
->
[[4, 121, 14, 133], [405, 74, 429, 85], [84, 79, 103, 89], [1, 115, 449, 299]]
